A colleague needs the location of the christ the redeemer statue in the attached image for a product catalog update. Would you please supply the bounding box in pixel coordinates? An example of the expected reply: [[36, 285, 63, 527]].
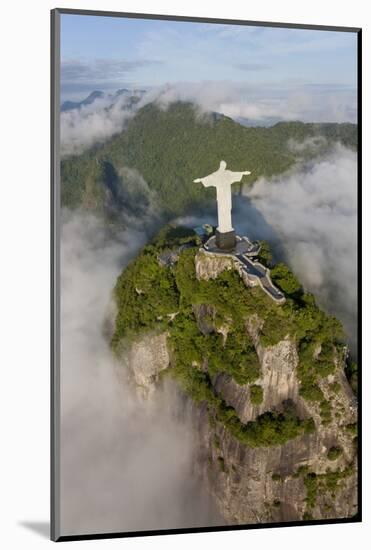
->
[[194, 160, 251, 250]]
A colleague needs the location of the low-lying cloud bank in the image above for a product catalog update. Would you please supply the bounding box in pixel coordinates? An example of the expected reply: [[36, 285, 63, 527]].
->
[[60, 210, 221, 536], [240, 143, 358, 352], [145, 81, 356, 125], [60, 93, 136, 156], [61, 81, 356, 157]]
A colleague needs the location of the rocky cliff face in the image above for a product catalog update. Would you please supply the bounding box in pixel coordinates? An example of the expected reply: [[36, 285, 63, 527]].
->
[[194, 328, 357, 523], [118, 332, 170, 398], [195, 250, 235, 281], [117, 251, 358, 525]]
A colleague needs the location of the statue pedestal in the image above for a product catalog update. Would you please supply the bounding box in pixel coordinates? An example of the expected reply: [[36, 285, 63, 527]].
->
[[216, 229, 236, 251]]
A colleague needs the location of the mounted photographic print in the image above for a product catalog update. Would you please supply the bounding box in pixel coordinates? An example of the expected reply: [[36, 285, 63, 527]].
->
[[51, 8, 361, 541]]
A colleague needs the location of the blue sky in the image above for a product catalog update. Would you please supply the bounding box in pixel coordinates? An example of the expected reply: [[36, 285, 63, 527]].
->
[[60, 14, 357, 123]]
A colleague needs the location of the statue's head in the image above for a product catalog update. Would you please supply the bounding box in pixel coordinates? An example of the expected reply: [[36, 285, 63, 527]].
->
[[219, 160, 227, 170]]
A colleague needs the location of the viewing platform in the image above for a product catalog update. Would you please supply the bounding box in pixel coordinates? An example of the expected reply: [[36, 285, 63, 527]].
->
[[202, 235, 286, 305]]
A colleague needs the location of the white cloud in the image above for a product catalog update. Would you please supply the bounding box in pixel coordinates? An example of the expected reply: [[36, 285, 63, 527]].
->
[[146, 81, 356, 124], [60, 94, 135, 156], [60, 81, 356, 157], [241, 144, 358, 351], [60, 210, 221, 535]]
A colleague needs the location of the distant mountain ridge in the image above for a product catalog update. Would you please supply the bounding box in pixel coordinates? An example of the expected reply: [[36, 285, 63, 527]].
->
[[61, 88, 146, 112], [61, 90, 104, 112], [61, 100, 357, 222]]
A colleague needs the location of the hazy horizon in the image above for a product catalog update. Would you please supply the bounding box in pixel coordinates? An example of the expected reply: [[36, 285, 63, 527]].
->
[[60, 14, 357, 125]]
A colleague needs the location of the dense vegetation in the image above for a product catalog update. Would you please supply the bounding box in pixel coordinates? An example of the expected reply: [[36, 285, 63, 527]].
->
[[327, 446, 343, 461], [272, 460, 356, 518], [250, 384, 264, 405], [112, 225, 349, 447], [61, 101, 357, 220], [302, 465, 354, 515]]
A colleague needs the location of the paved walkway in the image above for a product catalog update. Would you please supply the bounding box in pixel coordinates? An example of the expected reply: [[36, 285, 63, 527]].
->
[[202, 234, 286, 304], [235, 254, 285, 303]]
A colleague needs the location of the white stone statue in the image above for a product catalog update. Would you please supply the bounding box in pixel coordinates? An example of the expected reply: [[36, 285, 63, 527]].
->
[[194, 160, 251, 234]]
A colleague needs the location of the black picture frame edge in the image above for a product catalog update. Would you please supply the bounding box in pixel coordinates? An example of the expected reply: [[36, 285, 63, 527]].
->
[[53, 7, 361, 33], [55, 515, 361, 543], [356, 26, 362, 533], [51, 7, 61, 543], [50, 7, 362, 543]]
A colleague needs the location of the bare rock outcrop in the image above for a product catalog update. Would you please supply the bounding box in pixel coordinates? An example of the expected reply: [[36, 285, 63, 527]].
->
[[213, 336, 301, 423], [194, 402, 357, 524], [119, 332, 170, 398], [121, 321, 357, 524], [195, 249, 234, 280]]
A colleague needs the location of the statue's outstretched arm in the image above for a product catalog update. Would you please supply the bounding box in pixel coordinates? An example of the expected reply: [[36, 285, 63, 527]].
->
[[233, 170, 251, 182], [194, 177, 214, 188]]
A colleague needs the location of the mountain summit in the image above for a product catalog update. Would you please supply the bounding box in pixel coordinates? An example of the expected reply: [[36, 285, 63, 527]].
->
[[61, 90, 105, 112], [110, 225, 358, 524]]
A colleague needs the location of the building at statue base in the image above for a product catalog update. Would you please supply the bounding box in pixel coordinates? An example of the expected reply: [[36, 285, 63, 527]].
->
[[215, 229, 236, 251]]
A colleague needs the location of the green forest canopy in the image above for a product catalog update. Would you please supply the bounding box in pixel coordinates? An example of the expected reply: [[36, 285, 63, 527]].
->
[[111, 225, 347, 445], [61, 101, 357, 220]]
